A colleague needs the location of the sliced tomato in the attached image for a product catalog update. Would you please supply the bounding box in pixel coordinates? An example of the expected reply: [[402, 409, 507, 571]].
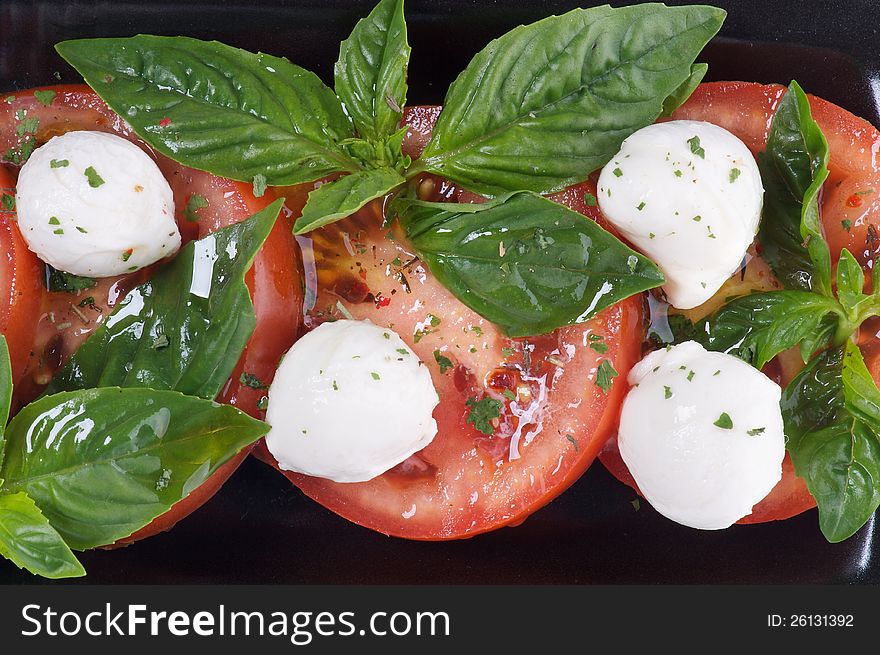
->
[[0, 166, 43, 401], [0, 86, 303, 544], [601, 82, 880, 524], [256, 106, 646, 540]]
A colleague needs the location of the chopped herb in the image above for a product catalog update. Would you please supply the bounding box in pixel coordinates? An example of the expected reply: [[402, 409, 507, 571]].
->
[[664, 385, 673, 399], [612, 167, 623, 177], [395, 348, 409, 356], [33, 89, 56, 106], [332, 380, 339, 391], [15, 117, 39, 138], [729, 167, 741, 183], [433, 350, 453, 374], [595, 359, 618, 394], [48, 216, 60, 225], [257, 396, 269, 411], [413, 314, 441, 343], [383, 332, 390, 339], [692, 215, 701, 222], [151, 333, 170, 349], [76, 226, 88, 233], [713, 369, 721, 376], [686, 370, 695, 381], [252, 173, 267, 198], [503, 389, 516, 401], [470, 325, 483, 336], [501, 346, 516, 358], [842, 219, 852, 231], [631, 498, 641, 512], [565, 434, 579, 452], [391, 256, 402, 266], [121, 249, 133, 262], [636, 201, 646, 211], [84, 166, 105, 188], [239, 372, 269, 389], [53, 228, 64, 235], [44, 265, 96, 293], [747, 427, 766, 436], [1, 194, 15, 211], [465, 396, 503, 435], [674, 169, 682, 177], [50, 158, 69, 168], [648, 232, 656, 239], [78, 296, 96, 309], [714, 412, 734, 429], [183, 193, 209, 222], [370, 371, 380, 381], [687, 135, 705, 158], [3, 95, 14, 104], [583, 192, 598, 207]]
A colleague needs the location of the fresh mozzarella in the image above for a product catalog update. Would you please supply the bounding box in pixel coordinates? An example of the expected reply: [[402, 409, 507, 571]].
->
[[15, 130, 180, 277], [597, 120, 763, 309], [618, 341, 784, 530], [265, 319, 439, 483]]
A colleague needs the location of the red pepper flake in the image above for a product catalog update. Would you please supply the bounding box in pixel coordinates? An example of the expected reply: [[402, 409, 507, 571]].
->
[[375, 294, 391, 308], [358, 268, 367, 280], [158, 117, 172, 128], [846, 194, 863, 208]]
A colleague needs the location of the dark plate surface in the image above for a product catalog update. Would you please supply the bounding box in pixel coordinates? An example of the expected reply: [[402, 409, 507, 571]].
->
[[0, 0, 878, 584]]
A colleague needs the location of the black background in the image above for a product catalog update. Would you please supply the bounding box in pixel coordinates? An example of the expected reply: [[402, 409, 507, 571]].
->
[[0, 0, 878, 584]]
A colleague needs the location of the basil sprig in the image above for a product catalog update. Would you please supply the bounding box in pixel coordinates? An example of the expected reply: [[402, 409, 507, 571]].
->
[[782, 343, 880, 542], [45, 199, 284, 399], [397, 192, 664, 336], [411, 4, 725, 195], [665, 82, 880, 541], [757, 81, 832, 295]]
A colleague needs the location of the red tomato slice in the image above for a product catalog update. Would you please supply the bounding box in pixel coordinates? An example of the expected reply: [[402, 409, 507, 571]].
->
[[255, 105, 647, 540], [0, 166, 44, 400], [601, 82, 880, 524], [0, 86, 303, 544]]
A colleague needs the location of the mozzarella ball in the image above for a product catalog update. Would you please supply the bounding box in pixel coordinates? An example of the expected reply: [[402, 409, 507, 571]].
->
[[597, 120, 763, 309], [618, 341, 785, 530], [15, 130, 180, 277], [265, 320, 439, 483]]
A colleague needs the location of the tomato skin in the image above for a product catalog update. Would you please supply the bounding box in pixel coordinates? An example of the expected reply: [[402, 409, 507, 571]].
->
[[1, 86, 303, 546], [0, 166, 44, 402]]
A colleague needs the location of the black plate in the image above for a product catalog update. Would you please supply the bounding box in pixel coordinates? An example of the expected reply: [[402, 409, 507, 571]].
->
[[0, 0, 878, 584]]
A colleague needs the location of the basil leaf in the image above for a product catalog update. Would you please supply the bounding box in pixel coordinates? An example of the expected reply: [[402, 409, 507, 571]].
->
[[414, 4, 724, 195], [56, 36, 359, 186], [294, 168, 404, 234], [45, 199, 283, 399], [335, 0, 410, 141], [0, 492, 84, 579], [783, 343, 880, 542], [398, 192, 664, 337], [758, 81, 832, 295], [683, 291, 842, 368], [44, 264, 96, 293], [0, 387, 268, 549], [662, 62, 708, 116], [836, 248, 866, 312]]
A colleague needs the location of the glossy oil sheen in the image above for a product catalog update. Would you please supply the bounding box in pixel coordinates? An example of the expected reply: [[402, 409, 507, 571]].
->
[[1, 0, 878, 583]]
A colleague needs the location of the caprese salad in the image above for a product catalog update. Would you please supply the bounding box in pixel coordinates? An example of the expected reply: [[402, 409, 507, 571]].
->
[[0, 0, 878, 580]]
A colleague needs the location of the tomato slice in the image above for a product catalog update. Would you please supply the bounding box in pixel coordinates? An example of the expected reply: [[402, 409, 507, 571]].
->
[[600, 82, 880, 524], [0, 166, 43, 400], [255, 106, 646, 540], [0, 86, 303, 544]]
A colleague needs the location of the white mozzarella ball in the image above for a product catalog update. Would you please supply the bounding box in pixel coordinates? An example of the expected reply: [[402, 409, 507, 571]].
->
[[265, 320, 439, 483], [15, 130, 180, 277], [618, 341, 785, 530], [597, 120, 763, 309]]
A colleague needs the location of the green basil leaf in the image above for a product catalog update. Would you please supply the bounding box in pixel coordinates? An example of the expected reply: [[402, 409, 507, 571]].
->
[[683, 290, 842, 368], [398, 192, 665, 336], [0, 492, 84, 579], [335, 0, 410, 141], [414, 4, 724, 195], [1, 387, 268, 550], [662, 62, 708, 116], [294, 168, 404, 234], [758, 81, 832, 295], [783, 343, 880, 542], [44, 199, 283, 399], [44, 264, 96, 293], [835, 248, 866, 312], [55, 36, 359, 185]]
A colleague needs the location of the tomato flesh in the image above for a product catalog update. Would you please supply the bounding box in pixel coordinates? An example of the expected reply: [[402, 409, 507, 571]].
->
[[0, 86, 303, 544], [256, 106, 646, 540]]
